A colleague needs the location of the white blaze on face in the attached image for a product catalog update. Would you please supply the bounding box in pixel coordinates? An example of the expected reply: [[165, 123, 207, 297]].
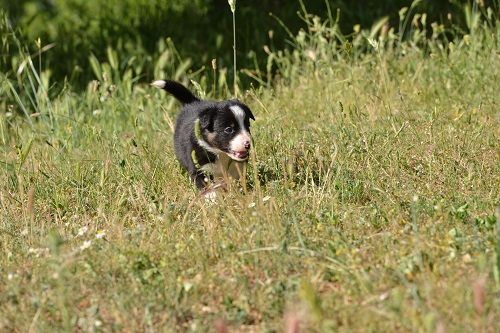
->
[[229, 105, 251, 155]]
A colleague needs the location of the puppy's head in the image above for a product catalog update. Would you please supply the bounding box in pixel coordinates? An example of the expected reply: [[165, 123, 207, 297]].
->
[[199, 101, 255, 161]]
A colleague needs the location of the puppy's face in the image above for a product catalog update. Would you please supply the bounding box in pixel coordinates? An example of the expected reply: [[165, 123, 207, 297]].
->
[[199, 101, 255, 161]]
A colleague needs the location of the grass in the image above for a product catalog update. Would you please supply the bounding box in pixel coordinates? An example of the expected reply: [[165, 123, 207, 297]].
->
[[1, 6, 500, 332]]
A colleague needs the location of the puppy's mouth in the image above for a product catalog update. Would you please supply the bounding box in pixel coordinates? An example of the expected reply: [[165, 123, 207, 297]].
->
[[227, 150, 249, 161]]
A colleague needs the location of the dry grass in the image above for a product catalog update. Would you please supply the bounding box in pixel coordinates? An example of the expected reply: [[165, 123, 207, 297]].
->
[[1, 9, 499, 333]]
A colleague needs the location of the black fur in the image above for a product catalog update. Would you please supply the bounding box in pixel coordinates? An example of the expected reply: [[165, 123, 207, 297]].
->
[[153, 80, 255, 190], [159, 80, 199, 104]]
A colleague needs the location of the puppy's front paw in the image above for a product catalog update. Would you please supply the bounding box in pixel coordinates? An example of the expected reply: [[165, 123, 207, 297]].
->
[[200, 180, 227, 203], [203, 190, 218, 203]]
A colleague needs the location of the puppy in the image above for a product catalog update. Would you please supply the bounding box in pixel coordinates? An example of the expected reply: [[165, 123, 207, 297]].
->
[[151, 80, 255, 191]]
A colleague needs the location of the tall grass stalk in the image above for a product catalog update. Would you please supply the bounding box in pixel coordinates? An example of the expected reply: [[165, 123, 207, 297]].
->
[[228, 0, 237, 97]]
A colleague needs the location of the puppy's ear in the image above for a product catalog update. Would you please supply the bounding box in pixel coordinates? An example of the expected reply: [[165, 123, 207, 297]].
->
[[199, 108, 216, 131], [240, 104, 255, 121]]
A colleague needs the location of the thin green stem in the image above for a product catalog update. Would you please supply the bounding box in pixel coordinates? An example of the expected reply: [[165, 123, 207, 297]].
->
[[232, 10, 237, 98]]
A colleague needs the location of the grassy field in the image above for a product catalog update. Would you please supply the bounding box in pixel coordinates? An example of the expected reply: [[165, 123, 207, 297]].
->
[[1, 6, 500, 333]]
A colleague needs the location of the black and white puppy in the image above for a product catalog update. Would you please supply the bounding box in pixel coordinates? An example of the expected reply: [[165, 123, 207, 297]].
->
[[151, 80, 255, 191]]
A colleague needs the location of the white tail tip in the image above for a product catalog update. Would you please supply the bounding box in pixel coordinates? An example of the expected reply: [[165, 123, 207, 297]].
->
[[151, 80, 166, 89]]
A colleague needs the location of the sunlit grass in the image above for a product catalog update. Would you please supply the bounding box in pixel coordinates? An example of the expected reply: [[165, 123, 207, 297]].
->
[[1, 5, 499, 332]]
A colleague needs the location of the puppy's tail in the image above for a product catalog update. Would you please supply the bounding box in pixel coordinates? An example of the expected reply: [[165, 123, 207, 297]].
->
[[151, 80, 199, 104]]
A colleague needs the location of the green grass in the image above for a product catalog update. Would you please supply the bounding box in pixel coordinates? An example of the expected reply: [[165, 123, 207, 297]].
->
[[1, 8, 500, 333]]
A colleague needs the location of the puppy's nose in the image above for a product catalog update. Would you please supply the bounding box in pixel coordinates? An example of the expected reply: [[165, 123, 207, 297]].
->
[[244, 141, 251, 150]]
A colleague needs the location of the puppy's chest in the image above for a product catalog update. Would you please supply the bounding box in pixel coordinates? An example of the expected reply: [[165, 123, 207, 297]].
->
[[200, 153, 245, 180]]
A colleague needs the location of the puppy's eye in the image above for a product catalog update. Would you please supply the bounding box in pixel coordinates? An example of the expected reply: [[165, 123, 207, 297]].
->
[[224, 127, 234, 134]]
